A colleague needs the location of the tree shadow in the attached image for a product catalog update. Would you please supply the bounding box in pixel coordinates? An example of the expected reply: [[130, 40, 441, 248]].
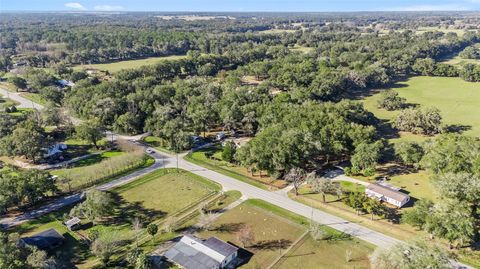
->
[[250, 239, 292, 250], [444, 124, 472, 134], [110, 192, 167, 226], [211, 222, 245, 233]]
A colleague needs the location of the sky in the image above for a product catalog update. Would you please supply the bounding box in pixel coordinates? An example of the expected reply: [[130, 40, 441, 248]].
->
[[1, 0, 480, 12]]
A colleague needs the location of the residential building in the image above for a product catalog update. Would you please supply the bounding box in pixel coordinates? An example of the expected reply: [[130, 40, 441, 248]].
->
[[365, 183, 410, 208], [164, 235, 238, 269]]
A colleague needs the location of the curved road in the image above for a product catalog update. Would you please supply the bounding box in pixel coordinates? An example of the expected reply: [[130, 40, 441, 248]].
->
[[0, 86, 471, 268]]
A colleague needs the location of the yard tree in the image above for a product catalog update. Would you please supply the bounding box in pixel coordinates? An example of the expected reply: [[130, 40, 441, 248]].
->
[[284, 167, 306, 196], [362, 198, 386, 220], [421, 134, 480, 175], [39, 86, 64, 104], [42, 102, 64, 127], [75, 119, 104, 149], [351, 141, 383, 173], [197, 211, 216, 231], [7, 76, 27, 91], [370, 240, 451, 269], [135, 253, 153, 269], [236, 224, 255, 248], [345, 192, 367, 215], [70, 190, 115, 224], [394, 141, 424, 167], [308, 175, 341, 203], [91, 231, 120, 265], [221, 141, 236, 163], [425, 200, 475, 248], [146, 223, 158, 239], [401, 199, 433, 229], [7, 119, 47, 163], [376, 90, 405, 111]]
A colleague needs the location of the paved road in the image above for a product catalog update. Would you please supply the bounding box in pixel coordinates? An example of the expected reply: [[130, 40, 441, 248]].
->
[[0, 149, 170, 228], [0, 87, 44, 110], [0, 88, 471, 268]]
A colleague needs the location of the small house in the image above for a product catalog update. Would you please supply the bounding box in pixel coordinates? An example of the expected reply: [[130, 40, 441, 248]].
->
[[21, 228, 65, 251], [365, 183, 410, 208], [43, 143, 67, 159], [164, 235, 238, 269], [63, 217, 81, 231], [57, 79, 75, 88]]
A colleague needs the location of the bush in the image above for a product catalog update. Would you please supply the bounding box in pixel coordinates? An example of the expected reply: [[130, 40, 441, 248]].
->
[[221, 141, 236, 163], [393, 107, 442, 135], [377, 90, 405, 111]]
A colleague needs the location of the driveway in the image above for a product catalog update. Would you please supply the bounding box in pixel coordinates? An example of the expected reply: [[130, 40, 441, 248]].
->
[[0, 87, 43, 110], [322, 169, 370, 186]]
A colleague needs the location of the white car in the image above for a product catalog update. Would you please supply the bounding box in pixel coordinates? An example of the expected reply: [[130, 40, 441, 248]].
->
[[146, 148, 154, 154]]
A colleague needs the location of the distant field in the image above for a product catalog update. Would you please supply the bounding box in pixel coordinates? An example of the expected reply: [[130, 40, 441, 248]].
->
[[442, 55, 480, 66], [73, 55, 187, 73], [363, 76, 480, 138], [415, 27, 468, 36]]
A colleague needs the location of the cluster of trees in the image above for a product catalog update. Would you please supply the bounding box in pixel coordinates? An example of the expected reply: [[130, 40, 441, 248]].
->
[[0, 168, 56, 214], [393, 107, 443, 135], [459, 45, 480, 59], [412, 58, 459, 77], [0, 232, 57, 269], [235, 101, 377, 178], [460, 63, 480, 82], [370, 240, 451, 269], [401, 134, 480, 248]]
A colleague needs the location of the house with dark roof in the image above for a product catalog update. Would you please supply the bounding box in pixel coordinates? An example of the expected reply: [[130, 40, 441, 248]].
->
[[164, 235, 238, 269], [21, 228, 65, 251], [365, 183, 410, 208]]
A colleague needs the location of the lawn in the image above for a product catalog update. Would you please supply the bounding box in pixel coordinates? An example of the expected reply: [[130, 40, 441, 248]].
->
[[115, 168, 220, 215], [199, 199, 372, 269], [185, 145, 288, 190], [362, 76, 480, 139], [73, 55, 187, 73], [291, 185, 425, 241], [13, 168, 222, 268], [274, 236, 372, 269], [198, 200, 307, 269]]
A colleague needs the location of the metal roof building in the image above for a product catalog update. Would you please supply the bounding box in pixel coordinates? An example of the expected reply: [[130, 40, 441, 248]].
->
[[164, 235, 238, 269], [21, 228, 65, 251]]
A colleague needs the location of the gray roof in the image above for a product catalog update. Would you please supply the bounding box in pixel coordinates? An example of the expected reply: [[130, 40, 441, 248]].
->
[[204, 236, 238, 257], [367, 183, 409, 201], [164, 235, 237, 269], [22, 228, 65, 250]]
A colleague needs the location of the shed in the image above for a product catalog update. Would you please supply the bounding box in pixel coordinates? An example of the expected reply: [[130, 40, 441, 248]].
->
[[64, 217, 82, 231]]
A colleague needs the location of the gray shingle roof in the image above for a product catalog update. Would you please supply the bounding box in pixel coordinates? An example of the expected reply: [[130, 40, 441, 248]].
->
[[164, 235, 238, 269], [204, 236, 238, 257], [367, 183, 409, 201]]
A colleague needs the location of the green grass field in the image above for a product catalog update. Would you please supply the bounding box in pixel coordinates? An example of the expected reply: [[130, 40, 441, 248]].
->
[[363, 76, 480, 138], [198, 200, 306, 269], [199, 199, 372, 269], [185, 145, 288, 190], [14, 168, 220, 268], [115, 169, 219, 215], [73, 55, 187, 73], [275, 236, 372, 269]]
